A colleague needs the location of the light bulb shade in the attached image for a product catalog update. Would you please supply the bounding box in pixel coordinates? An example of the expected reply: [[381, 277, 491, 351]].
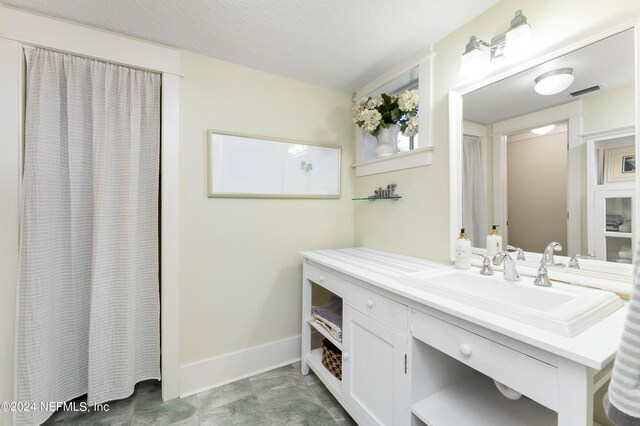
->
[[531, 124, 555, 135], [504, 23, 532, 58], [460, 48, 489, 77], [534, 68, 574, 95]]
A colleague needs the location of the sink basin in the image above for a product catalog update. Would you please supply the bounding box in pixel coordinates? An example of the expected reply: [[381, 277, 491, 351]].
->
[[399, 269, 623, 337]]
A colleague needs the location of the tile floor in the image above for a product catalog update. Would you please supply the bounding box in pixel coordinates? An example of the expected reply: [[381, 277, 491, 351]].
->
[[43, 362, 357, 425]]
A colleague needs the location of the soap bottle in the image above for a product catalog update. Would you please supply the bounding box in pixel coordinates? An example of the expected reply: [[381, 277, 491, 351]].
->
[[486, 225, 503, 258], [455, 228, 471, 270]]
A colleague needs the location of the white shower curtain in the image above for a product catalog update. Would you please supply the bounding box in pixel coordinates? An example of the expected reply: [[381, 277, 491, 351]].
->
[[15, 47, 161, 426], [462, 135, 487, 247]]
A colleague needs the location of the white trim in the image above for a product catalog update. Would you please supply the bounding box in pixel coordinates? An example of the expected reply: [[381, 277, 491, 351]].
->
[[0, 6, 181, 403], [160, 74, 181, 401], [354, 54, 434, 176], [419, 53, 434, 154], [355, 49, 435, 99], [179, 335, 301, 397], [491, 101, 582, 255], [449, 90, 464, 261], [0, 5, 180, 75], [0, 38, 23, 426], [636, 23, 640, 271], [353, 146, 434, 177]]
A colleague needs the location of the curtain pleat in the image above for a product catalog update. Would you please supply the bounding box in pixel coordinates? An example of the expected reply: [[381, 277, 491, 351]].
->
[[462, 135, 487, 248], [16, 47, 160, 426]]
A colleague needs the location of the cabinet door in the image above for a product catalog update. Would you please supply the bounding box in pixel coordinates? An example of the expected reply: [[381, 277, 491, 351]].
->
[[594, 189, 634, 262], [342, 304, 408, 426]]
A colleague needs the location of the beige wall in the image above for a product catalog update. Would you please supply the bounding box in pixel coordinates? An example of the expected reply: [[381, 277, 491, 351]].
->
[[582, 83, 635, 134], [179, 51, 354, 364], [354, 0, 640, 264], [507, 131, 568, 254]]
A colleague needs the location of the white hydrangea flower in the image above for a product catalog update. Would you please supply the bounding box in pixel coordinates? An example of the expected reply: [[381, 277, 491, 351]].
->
[[361, 109, 382, 134], [366, 97, 384, 109], [352, 98, 367, 123], [398, 89, 419, 112], [404, 116, 419, 136]]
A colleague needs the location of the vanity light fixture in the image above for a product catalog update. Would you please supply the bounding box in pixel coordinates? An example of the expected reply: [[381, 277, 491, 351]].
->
[[531, 124, 555, 135], [460, 36, 489, 77], [459, 10, 532, 77], [534, 68, 574, 95]]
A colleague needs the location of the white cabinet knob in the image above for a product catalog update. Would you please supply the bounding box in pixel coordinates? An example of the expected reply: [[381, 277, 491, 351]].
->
[[460, 344, 472, 357], [366, 300, 374, 308], [319, 275, 325, 282], [343, 352, 349, 361]]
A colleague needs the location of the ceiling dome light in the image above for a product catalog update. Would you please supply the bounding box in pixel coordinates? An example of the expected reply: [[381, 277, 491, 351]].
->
[[534, 68, 574, 95], [531, 124, 555, 135]]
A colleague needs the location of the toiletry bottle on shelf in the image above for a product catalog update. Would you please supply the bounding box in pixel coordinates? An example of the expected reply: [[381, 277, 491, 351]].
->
[[455, 228, 471, 270], [486, 225, 503, 258]]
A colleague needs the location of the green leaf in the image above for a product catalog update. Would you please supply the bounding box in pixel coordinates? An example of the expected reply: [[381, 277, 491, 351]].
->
[[372, 128, 379, 137], [390, 108, 401, 122], [381, 93, 392, 104]]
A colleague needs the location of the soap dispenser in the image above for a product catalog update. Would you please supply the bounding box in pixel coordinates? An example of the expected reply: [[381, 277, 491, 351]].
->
[[455, 228, 471, 270], [486, 225, 503, 258]]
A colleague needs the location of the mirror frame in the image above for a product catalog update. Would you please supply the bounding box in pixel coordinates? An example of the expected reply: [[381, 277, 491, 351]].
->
[[449, 18, 640, 292]]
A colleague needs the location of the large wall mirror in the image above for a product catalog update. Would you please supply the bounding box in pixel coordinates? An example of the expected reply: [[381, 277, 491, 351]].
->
[[450, 24, 639, 290]]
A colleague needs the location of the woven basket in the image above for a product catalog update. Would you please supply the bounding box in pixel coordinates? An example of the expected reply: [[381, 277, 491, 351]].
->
[[321, 339, 342, 381]]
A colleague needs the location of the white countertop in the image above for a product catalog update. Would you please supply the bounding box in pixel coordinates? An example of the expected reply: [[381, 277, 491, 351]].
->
[[301, 247, 628, 370]]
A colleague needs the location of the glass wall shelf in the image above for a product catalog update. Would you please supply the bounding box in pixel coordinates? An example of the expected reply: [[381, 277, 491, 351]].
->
[[352, 196, 402, 201]]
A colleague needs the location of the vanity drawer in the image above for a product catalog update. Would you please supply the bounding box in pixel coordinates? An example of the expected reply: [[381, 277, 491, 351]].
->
[[411, 310, 558, 411], [344, 282, 408, 332], [305, 262, 344, 296]]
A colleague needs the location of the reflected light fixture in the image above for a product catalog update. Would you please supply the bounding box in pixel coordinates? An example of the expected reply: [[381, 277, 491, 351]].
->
[[531, 124, 555, 135], [460, 10, 532, 77], [534, 68, 574, 95]]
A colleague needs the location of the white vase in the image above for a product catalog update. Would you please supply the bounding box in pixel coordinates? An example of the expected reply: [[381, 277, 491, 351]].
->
[[375, 124, 400, 158]]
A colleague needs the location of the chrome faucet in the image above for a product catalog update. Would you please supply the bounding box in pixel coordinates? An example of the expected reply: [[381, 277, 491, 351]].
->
[[472, 252, 494, 276], [492, 252, 520, 281], [533, 263, 552, 287], [507, 245, 526, 261], [568, 254, 593, 269], [541, 242, 564, 267]]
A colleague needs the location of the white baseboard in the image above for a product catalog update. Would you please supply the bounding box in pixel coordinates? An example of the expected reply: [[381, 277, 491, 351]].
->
[[179, 335, 301, 397]]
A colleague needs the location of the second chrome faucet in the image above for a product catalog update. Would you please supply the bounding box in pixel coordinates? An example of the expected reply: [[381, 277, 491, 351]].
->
[[492, 252, 520, 281]]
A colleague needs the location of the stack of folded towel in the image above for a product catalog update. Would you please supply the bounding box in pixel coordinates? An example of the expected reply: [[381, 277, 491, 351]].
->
[[618, 246, 632, 264], [311, 296, 343, 342], [607, 215, 625, 232]]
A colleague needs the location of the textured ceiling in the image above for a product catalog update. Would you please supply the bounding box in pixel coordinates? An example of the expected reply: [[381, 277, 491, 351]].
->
[[0, 0, 499, 92], [464, 29, 635, 125]]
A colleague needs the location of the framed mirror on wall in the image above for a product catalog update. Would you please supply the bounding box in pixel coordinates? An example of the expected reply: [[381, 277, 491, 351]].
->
[[449, 22, 639, 294]]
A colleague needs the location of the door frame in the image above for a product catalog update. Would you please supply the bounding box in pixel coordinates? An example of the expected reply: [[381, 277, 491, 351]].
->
[[491, 101, 583, 255], [0, 5, 181, 405]]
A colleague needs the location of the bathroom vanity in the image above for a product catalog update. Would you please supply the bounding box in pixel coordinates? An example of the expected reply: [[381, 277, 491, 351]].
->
[[300, 248, 627, 426]]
